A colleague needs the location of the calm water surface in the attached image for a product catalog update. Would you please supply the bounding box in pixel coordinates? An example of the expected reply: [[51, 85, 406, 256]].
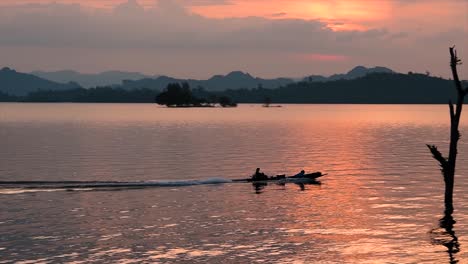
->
[[1, 103, 468, 263]]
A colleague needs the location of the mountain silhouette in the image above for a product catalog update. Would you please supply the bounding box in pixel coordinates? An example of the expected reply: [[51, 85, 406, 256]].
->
[[119, 71, 294, 91], [304, 66, 394, 82], [222, 72, 463, 104], [4, 66, 463, 104], [120, 66, 394, 90], [3, 71, 467, 104], [31, 70, 154, 88], [0, 67, 81, 96], [27, 66, 396, 91]]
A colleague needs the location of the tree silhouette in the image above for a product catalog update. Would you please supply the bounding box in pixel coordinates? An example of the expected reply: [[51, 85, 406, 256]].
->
[[218, 96, 237, 107], [427, 47, 466, 264], [427, 47, 467, 212], [155, 82, 196, 107], [155, 82, 236, 107]]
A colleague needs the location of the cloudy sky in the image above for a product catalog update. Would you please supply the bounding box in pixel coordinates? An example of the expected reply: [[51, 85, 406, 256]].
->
[[0, 0, 466, 78]]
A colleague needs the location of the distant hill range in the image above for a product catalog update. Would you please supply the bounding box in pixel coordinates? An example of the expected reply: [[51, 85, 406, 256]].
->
[[118, 71, 293, 91], [0, 67, 80, 96], [303, 66, 394, 82], [115, 66, 394, 91], [223, 72, 466, 104], [30, 70, 154, 88], [29, 66, 394, 91], [2, 66, 467, 104]]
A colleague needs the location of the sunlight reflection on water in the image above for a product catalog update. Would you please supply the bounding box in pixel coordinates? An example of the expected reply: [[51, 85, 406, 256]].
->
[[1, 104, 468, 263]]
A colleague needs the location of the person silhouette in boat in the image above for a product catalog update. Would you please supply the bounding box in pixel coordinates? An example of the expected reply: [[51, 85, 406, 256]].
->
[[291, 170, 305, 178], [252, 168, 268, 181]]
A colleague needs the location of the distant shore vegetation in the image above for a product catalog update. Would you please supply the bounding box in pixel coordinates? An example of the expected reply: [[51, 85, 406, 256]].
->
[[1, 72, 467, 104], [0, 87, 157, 103]]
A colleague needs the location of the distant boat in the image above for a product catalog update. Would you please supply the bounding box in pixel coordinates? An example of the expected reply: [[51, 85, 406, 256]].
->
[[233, 172, 324, 183]]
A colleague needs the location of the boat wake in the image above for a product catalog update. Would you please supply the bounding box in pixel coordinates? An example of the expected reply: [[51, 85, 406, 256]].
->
[[0, 176, 323, 195], [0, 178, 233, 194]]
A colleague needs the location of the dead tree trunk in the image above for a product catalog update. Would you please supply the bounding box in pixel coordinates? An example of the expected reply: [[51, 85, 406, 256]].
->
[[427, 47, 467, 213]]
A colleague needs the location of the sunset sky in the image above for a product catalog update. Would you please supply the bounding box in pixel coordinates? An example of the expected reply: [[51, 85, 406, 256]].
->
[[0, 0, 466, 78]]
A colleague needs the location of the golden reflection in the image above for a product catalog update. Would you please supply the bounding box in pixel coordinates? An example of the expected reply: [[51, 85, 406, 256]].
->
[[431, 212, 460, 264], [272, 120, 383, 262]]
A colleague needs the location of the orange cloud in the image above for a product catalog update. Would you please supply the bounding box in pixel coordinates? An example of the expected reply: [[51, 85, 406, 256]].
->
[[190, 0, 392, 31], [190, 0, 466, 33], [1, 0, 465, 33]]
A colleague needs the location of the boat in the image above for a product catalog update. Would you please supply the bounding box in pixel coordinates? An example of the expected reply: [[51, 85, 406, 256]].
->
[[233, 172, 325, 183]]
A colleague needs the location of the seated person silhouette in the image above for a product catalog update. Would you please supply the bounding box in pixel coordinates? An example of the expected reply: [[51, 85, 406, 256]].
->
[[252, 168, 268, 181], [291, 170, 305, 178]]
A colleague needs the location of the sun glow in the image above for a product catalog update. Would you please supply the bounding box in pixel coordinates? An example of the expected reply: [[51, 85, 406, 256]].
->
[[191, 0, 393, 31]]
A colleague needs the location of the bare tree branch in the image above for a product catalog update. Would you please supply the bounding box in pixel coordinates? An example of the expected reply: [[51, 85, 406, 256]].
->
[[428, 47, 465, 263], [428, 47, 465, 213], [427, 144, 448, 171], [450, 46, 464, 95]]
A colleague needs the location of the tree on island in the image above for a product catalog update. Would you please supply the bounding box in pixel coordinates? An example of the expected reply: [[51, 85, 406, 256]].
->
[[427, 47, 467, 263], [155, 82, 237, 107], [218, 96, 238, 107], [155, 82, 196, 107]]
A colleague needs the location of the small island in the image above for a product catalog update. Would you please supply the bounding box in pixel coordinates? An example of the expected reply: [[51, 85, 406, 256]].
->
[[155, 82, 237, 107]]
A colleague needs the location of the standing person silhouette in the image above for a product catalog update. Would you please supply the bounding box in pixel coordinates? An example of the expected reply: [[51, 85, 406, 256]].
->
[[252, 168, 268, 181]]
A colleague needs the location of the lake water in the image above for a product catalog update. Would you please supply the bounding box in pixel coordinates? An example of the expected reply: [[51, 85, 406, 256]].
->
[[1, 103, 468, 263]]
